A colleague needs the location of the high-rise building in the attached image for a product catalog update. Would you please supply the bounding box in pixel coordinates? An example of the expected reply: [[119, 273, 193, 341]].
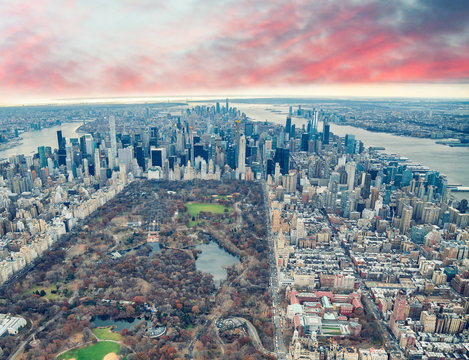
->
[[400, 205, 413, 234], [118, 147, 133, 171], [345, 162, 356, 191], [285, 117, 292, 135], [109, 115, 117, 167], [56, 130, 67, 166], [238, 135, 246, 177], [360, 173, 371, 199], [65, 144, 73, 171], [119, 162, 127, 185], [79, 135, 87, 155], [323, 123, 330, 145], [245, 123, 253, 137], [176, 130, 184, 152], [345, 134, 356, 154], [275, 147, 289, 175], [312, 111, 319, 134], [57, 130, 65, 150], [371, 187, 379, 209], [38, 146, 47, 168], [301, 133, 309, 152], [135, 146, 145, 171], [94, 150, 101, 179], [83, 158, 89, 176], [391, 290, 407, 324], [150, 147, 166, 167], [297, 217, 305, 239]]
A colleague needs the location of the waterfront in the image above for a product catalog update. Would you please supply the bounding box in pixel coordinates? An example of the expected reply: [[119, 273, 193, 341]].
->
[[1, 102, 467, 197], [0, 122, 81, 160], [329, 124, 469, 188], [236, 103, 469, 192]]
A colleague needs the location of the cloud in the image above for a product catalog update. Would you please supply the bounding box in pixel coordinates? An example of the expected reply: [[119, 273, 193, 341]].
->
[[0, 0, 468, 101]]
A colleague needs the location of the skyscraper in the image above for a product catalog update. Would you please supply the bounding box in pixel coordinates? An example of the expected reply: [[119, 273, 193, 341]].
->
[[238, 135, 246, 177], [135, 146, 145, 171], [275, 147, 289, 175], [151, 147, 166, 167], [345, 134, 356, 154], [323, 123, 330, 145], [285, 117, 291, 135], [94, 150, 101, 179], [109, 115, 117, 167], [345, 162, 356, 191], [371, 187, 379, 209], [57, 130, 65, 150], [301, 133, 309, 152], [312, 111, 319, 134], [38, 146, 47, 168], [57, 130, 67, 166], [400, 205, 413, 234], [360, 173, 371, 199]]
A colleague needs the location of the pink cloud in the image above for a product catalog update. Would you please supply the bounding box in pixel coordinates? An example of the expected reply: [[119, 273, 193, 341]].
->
[[0, 0, 468, 101]]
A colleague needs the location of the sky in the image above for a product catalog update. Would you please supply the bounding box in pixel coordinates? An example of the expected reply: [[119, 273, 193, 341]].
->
[[1, 0, 469, 104]]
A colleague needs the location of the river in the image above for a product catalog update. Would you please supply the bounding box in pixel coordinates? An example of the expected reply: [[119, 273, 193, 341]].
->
[[328, 124, 469, 187], [0, 122, 81, 160], [234, 102, 469, 193]]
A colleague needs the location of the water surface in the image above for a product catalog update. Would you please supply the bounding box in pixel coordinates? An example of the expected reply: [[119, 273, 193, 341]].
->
[[195, 241, 239, 287]]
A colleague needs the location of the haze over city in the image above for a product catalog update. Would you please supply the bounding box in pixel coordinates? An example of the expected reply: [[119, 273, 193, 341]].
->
[[1, 0, 469, 104]]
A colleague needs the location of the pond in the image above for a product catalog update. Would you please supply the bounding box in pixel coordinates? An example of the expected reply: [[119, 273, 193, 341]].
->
[[147, 242, 162, 254], [195, 241, 240, 287]]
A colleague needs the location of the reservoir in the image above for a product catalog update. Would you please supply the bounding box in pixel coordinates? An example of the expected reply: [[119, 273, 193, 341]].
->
[[195, 241, 239, 287]]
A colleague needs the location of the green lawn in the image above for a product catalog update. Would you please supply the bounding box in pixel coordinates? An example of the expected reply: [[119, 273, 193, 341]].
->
[[212, 195, 229, 200], [185, 202, 228, 217], [92, 327, 123, 341], [322, 327, 342, 335], [59, 341, 120, 360], [189, 219, 204, 227], [26, 285, 61, 300]]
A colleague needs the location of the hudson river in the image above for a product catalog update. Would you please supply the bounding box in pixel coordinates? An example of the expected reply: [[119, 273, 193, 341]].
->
[[0, 122, 81, 160], [236, 103, 469, 194]]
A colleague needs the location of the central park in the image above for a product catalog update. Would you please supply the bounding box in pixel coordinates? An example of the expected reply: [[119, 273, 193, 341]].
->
[[0, 180, 274, 360]]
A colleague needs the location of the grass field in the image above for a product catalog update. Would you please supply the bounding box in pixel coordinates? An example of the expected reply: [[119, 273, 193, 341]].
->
[[59, 341, 120, 360], [26, 284, 61, 300], [185, 202, 228, 217], [322, 326, 342, 335], [189, 219, 203, 227], [92, 327, 123, 341]]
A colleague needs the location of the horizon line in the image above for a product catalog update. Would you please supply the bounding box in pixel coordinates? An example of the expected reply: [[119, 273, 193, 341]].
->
[[2, 93, 469, 108]]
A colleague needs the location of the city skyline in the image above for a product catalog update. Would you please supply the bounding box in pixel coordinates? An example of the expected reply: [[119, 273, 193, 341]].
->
[[1, 0, 469, 104]]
